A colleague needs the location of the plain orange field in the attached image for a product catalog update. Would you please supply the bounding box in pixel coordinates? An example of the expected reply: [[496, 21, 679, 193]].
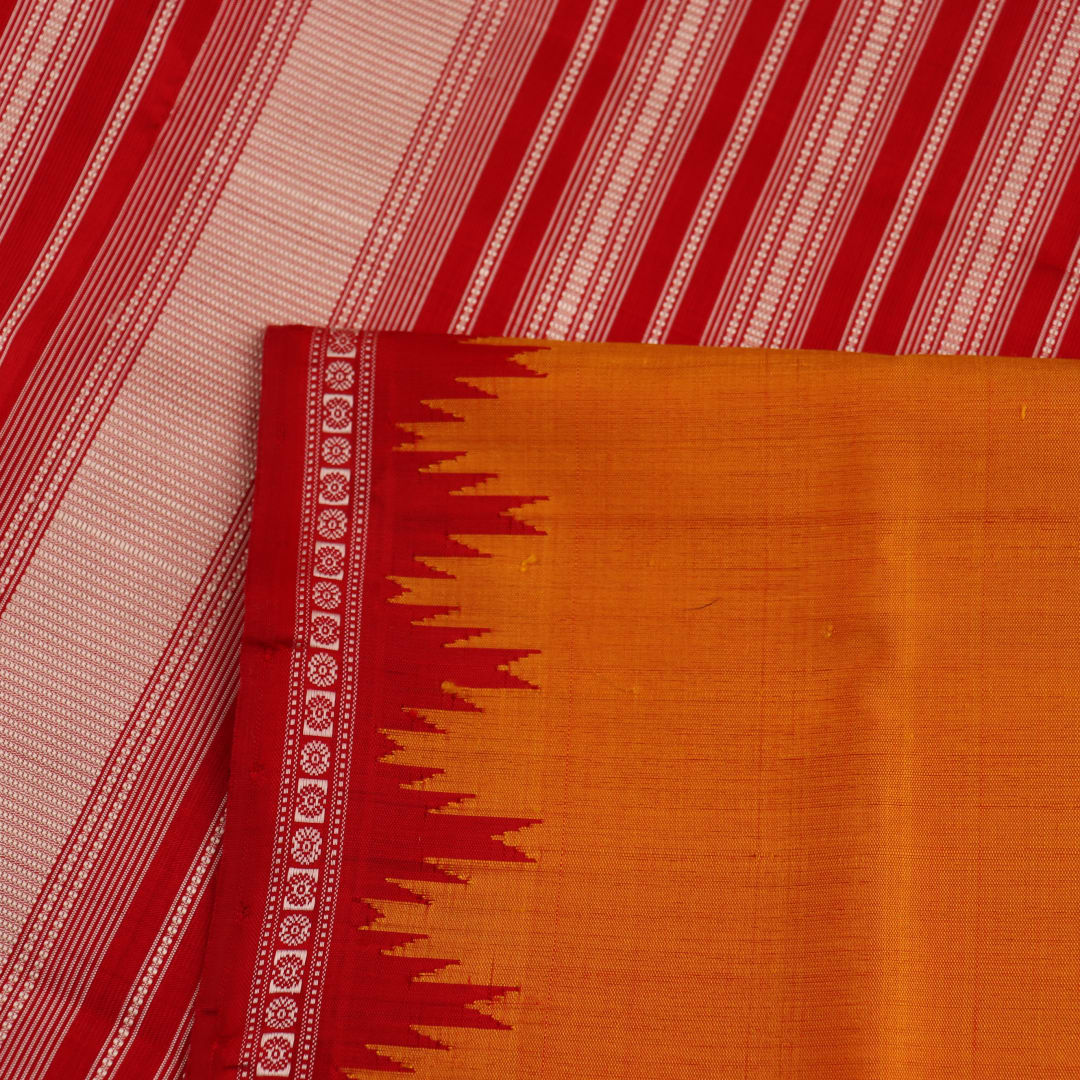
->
[[349, 341, 1080, 1078]]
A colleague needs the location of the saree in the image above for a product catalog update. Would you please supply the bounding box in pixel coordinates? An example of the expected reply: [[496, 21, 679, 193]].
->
[[0, 1, 1078, 1077], [192, 328, 1080, 1077]]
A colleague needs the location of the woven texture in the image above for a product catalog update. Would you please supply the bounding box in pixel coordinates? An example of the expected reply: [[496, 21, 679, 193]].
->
[[0, 2, 1078, 1076], [198, 329, 1080, 1078]]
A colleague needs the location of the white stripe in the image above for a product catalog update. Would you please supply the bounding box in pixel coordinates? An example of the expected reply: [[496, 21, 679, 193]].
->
[[723, 0, 928, 348], [842, 0, 1003, 349], [646, 0, 807, 341], [534, 0, 727, 340], [888, 0, 1057, 352], [87, 805, 224, 1080], [368, 0, 561, 330], [450, 0, 616, 331], [332, 0, 510, 328], [0, 0, 183, 351], [923, 1, 1080, 353]]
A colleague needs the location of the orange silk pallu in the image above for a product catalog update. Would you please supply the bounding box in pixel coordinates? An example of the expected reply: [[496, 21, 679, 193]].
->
[[193, 330, 1080, 1078]]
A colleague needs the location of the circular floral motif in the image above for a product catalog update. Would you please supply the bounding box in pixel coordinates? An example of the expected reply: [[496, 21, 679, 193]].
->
[[265, 996, 298, 1028], [272, 953, 304, 991], [317, 508, 347, 540], [304, 693, 333, 732], [296, 782, 326, 820], [311, 614, 338, 648], [291, 826, 323, 865], [319, 470, 349, 503], [259, 1034, 293, 1072], [321, 436, 351, 466], [279, 914, 311, 948], [311, 580, 341, 610], [325, 360, 355, 391], [322, 396, 353, 431], [300, 740, 330, 776], [327, 329, 353, 354], [307, 652, 337, 688], [285, 870, 317, 908], [314, 545, 343, 578]]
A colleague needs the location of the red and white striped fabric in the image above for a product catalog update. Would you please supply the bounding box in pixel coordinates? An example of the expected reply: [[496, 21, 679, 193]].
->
[[1, 0, 1079, 1075]]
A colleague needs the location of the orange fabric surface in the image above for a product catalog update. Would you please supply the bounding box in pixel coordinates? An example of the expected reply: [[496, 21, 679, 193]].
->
[[354, 340, 1079, 1078]]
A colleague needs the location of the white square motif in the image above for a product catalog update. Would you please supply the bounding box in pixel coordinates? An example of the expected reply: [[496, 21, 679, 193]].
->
[[270, 949, 307, 993], [295, 778, 328, 823], [256, 1031, 295, 1076], [284, 867, 319, 911], [321, 393, 353, 434], [303, 688, 335, 736], [318, 468, 350, 506]]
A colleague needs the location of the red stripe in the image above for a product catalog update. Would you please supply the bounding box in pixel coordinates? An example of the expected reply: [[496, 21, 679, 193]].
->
[[111, 892, 205, 1080], [860, 0, 1039, 354], [40, 723, 228, 1080], [606, 0, 787, 342], [0, 2, 21, 45], [0, 0, 221, 432], [189, 325, 312, 1076], [999, 149, 1080, 356], [412, 0, 597, 332], [0, 0, 167, 309], [663, 0, 839, 345], [467, 0, 647, 332], [1050, 265, 1080, 358], [799, 0, 983, 350]]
